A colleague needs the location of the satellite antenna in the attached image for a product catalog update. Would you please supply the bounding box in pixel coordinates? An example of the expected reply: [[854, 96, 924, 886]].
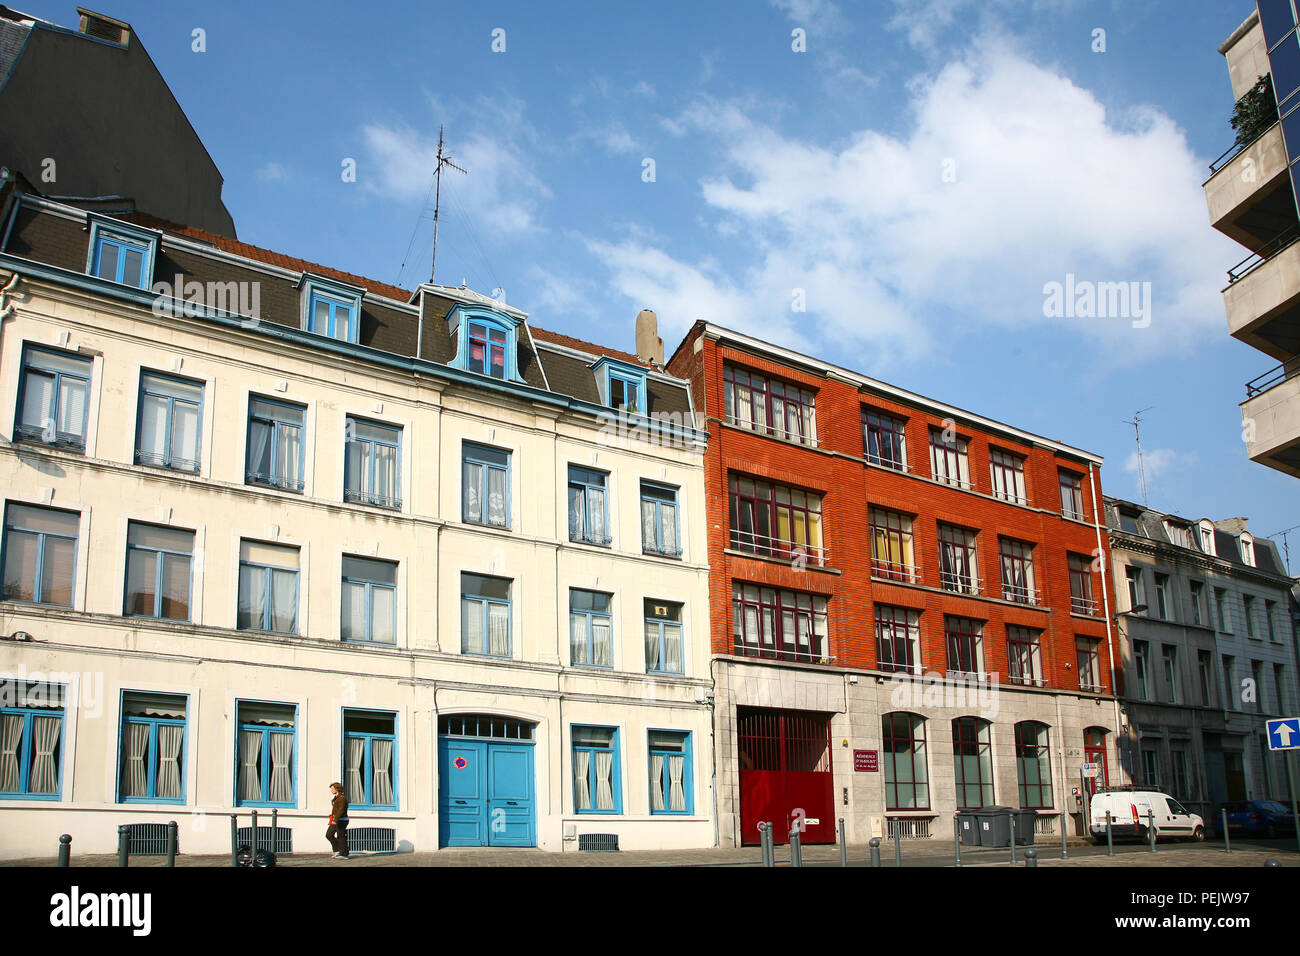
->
[[1123, 407, 1155, 507], [430, 125, 467, 285]]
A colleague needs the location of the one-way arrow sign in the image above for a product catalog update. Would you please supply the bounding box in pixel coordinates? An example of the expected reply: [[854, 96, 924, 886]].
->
[[1266, 718, 1300, 751]]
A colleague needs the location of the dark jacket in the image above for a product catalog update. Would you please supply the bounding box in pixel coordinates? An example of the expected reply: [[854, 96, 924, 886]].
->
[[330, 792, 349, 824]]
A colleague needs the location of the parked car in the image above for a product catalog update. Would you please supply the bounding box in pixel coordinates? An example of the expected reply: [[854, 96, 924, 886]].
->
[[1089, 789, 1205, 843], [1208, 801, 1299, 839]]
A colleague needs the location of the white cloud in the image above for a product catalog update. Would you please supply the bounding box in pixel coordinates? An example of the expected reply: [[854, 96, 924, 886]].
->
[[769, 0, 847, 32], [1123, 447, 1187, 484], [887, 0, 1081, 51], [254, 161, 291, 183]]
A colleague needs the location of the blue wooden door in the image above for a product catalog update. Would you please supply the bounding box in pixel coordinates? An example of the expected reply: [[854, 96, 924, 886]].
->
[[487, 744, 535, 846], [439, 737, 535, 847]]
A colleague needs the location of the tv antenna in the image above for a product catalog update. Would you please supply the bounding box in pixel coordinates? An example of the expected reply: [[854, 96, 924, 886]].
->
[[430, 125, 467, 285], [1123, 407, 1155, 507]]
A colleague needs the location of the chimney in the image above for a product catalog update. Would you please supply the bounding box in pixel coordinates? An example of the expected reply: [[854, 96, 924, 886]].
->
[[635, 309, 664, 366], [1213, 517, 1250, 534]]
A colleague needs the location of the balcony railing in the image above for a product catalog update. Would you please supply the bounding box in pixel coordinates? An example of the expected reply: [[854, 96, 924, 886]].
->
[[643, 542, 683, 559], [135, 449, 200, 473], [344, 487, 401, 510], [878, 659, 922, 677], [865, 453, 910, 473], [1071, 595, 1099, 616], [15, 423, 84, 452], [1245, 357, 1300, 399], [1078, 680, 1103, 693], [246, 471, 305, 493], [1227, 224, 1300, 284], [732, 641, 832, 665], [946, 668, 990, 683], [723, 414, 819, 448], [1008, 674, 1048, 688], [1001, 582, 1042, 606], [729, 528, 828, 567], [939, 570, 983, 596], [871, 557, 921, 584], [570, 529, 613, 547]]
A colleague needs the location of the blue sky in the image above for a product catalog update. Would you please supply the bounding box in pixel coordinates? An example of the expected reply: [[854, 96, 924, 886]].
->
[[25, 0, 1298, 567]]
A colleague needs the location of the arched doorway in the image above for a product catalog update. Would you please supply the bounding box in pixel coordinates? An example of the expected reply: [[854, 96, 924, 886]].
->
[[1084, 726, 1110, 794], [438, 714, 536, 847]]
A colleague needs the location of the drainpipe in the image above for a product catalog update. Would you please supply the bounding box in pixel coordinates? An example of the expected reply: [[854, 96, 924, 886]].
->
[[0, 271, 18, 321], [1088, 463, 1124, 781]]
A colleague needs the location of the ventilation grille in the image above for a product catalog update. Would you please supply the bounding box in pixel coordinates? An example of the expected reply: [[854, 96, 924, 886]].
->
[[578, 833, 619, 852], [347, 827, 396, 853], [236, 826, 293, 855], [121, 822, 173, 855]]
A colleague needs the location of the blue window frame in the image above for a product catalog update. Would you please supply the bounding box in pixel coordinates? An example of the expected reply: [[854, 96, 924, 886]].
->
[[345, 418, 401, 509], [2, 502, 79, 608], [136, 372, 202, 472], [117, 691, 188, 804], [86, 218, 157, 290], [640, 481, 680, 557], [567, 465, 610, 546], [468, 319, 508, 378], [342, 556, 397, 644], [594, 358, 648, 415], [237, 539, 299, 634], [0, 681, 65, 799], [15, 345, 92, 451], [300, 276, 362, 344], [572, 725, 621, 813], [246, 396, 305, 492], [648, 730, 692, 814], [570, 589, 613, 668], [644, 599, 684, 674], [462, 442, 510, 528], [235, 700, 297, 807], [461, 572, 511, 657], [343, 709, 397, 810], [124, 523, 194, 621], [449, 307, 523, 380]]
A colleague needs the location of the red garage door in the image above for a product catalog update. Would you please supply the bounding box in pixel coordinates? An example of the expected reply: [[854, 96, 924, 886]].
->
[[738, 707, 834, 846]]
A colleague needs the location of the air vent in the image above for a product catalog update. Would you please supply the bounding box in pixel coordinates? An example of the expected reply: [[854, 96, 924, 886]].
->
[[77, 8, 130, 46]]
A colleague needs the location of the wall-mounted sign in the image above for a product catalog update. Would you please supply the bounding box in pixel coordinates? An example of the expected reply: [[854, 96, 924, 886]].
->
[[854, 749, 879, 772]]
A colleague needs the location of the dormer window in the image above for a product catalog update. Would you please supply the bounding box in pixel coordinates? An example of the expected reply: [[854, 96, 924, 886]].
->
[[86, 216, 158, 290], [468, 320, 508, 378], [1198, 520, 1217, 556], [1240, 533, 1255, 566], [448, 307, 521, 381], [1164, 521, 1191, 549], [300, 276, 363, 344], [594, 359, 648, 415]]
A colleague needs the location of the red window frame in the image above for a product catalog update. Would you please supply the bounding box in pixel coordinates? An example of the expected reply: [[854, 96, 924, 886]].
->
[[1068, 553, 1096, 615], [869, 507, 916, 582], [862, 408, 907, 470], [998, 536, 1036, 604], [1059, 469, 1084, 519], [1015, 721, 1053, 809], [882, 712, 929, 811], [732, 582, 829, 663], [1006, 626, 1042, 685], [875, 604, 920, 674], [728, 474, 823, 564], [1084, 726, 1110, 793], [929, 428, 970, 487], [945, 615, 983, 675], [952, 717, 993, 810], [989, 448, 1027, 504], [722, 365, 817, 446], [1076, 636, 1101, 691], [938, 522, 979, 594]]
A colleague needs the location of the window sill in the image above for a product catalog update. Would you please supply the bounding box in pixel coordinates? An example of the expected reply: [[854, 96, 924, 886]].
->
[[135, 451, 200, 474], [14, 433, 84, 454], [642, 548, 684, 560], [569, 535, 613, 548], [344, 492, 402, 511], [246, 475, 305, 494], [723, 547, 840, 575], [462, 519, 511, 532]]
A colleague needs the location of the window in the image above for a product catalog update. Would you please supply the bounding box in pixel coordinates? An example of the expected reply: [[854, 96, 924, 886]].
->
[[1083, 727, 1109, 790], [1161, 645, 1179, 704], [862, 409, 907, 470], [945, 616, 984, 678], [1125, 566, 1145, 611], [246, 397, 305, 492], [644, 599, 684, 674], [568, 466, 610, 546], [1240, 534, 1255, 567], [952, 717, 994, 810], [1133, 641, 1150, 700], [1164, 521, 1191, 549], [1199, 521, 1216, 556], [0, 680, 65, 798], [135, 373, 202, 472], [1244, 595, 1257, 638], [1068, 553, 1097, 615], [998, 537, 1037, 605], [989, 448, 1027, 504], [1190, 581, 1205, 626], [1006, 626, 1043, 686], [345, 419, 401, 509], [1059, 470, 1085, 519], [449, 309, 521, 381], [723, 365, 817, 445], [467, 319, 508, 378], [732, 582, 829, 663], [118, 692, 187, 803], [640, 482, 680, 557], [1119, 509, 1145, 535], [938, 523, 980, 595], [462, 442, 509, 528], [572, 726, 620, 813], [875, 605, 920, 674], [341, 556, 396, 644], [343, 710, 396, 810], [1142, 748, 1160, 787], [16, 346, 91, 450], [882, 713, 929, 811], [235, 700, 296, 807], [1276, 664, 1290, 713], [648, 730, 691, 814], [305, 283, 359, 343], [1154, 574, 1170, 620], [603, 365, 647, 415], [869, 508, 917, 582], [1222, 655, 1236, 710], [237, 540, 299, 634], [1198, 650, 1214, 706], [1076, 637, 1101, 691], [930, 429, 970, 488], [1015, 721, 1053, 809], [1170, 747, 1189, 800], [461, 573, 510, 657], [87, 218, 156, 289], [570, 589, 613, 668], [1266, 601, 1278, 642], [1214, 588, 1228, 631], [3, 503, 78, 607], [728, 475, 824, 564], [124, 523, 193, 621]]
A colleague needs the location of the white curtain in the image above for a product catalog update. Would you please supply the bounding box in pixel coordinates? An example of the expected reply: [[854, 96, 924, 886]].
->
[[645, 623, 661, 672], [247, 421, 272, 476], [487, 467, 507, 525], [488, 603, 509, 656], [372, 587, 395, 644], [30, 716, 60, 794], [661, 504, 677, 554], [239, 565, 265, 629], [464, 462, 482, 521], [574, 750, 591, 810], [345, 440, 364, 495], [641, 500, 656, 550], [342, 581, 366, 640], [139, 394, 168, 459], [58, 377, 87, 437], [375, 443, 397, 501], [595, 752, 614, 810], [270, 569, 297, 632], [0, 714, 23, 792], [345, 736, 365, 802], [174, 400, 200, 465], [570, 613, 587, 665], [276, 424, 301, 486], [123, 722, 149, 797], [238, 730, 262, 801], [593, 619, 611, 667], [588, 488, 606, 542], [651, 754, 665, 811], [569, 487, 584, 540], [372, 739, 393, 806], [157, 724, 183, 799], [669, 755, 686, 811], [665, 624, 683, 674], [20, 371, 53, 431], [268, 732, 293, 803], [463, 598, 483, 652]]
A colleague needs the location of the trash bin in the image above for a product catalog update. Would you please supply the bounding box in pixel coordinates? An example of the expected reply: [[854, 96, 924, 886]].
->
[[1011, 809, 1038, 846], [957, 812, 980, 846], [973, 806, 1013, 847]]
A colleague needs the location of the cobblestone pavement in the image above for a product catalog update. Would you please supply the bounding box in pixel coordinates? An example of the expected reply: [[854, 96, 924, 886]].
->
[[6, 838, 1296, 868]]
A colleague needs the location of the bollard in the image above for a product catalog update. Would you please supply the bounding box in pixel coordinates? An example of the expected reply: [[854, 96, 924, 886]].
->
[[271, 808, 278, 854], [953, 815, 962, 868], [893, 825, 902, 868], [230, 814, 238, 867], [251, 809, 258, 857], [839, 818, 847, 867], [117, 825, 130, 868], [1147, 810, 1156, 853], [1105, 811, 1114, 857], [1223, 809, 1231, 854], [1060, 811, 1069, 860], [1008, 810, 1017, 865], [1265, 858, 1282, 867], [57, 834, 71, 867], [758, 822, 772, 868], [789, 827, 803, 868], [166, 820, 178, 867], [1025, 847, 1038, 868], [869, 836, 881, 868], [765, 822, 775, 868]]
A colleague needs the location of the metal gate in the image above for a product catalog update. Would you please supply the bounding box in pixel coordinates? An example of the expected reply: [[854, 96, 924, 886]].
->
[[737, 707, 834, 846]]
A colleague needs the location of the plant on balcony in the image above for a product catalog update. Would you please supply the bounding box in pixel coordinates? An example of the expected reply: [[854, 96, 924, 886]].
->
[[1232, 73, 1278, 149]]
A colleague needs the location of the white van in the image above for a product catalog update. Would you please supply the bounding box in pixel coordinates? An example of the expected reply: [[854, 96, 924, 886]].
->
[[1088, 789, 1206, 843]]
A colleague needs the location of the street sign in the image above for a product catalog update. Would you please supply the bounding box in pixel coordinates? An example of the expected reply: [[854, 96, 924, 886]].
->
[[1266, 717, 1300, 751], [1081, 763, 1100, 778], [854, 749, 879, 772]]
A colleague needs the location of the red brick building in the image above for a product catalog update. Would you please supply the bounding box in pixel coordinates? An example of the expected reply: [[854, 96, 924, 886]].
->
[[667, 322, 1123, 847]]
